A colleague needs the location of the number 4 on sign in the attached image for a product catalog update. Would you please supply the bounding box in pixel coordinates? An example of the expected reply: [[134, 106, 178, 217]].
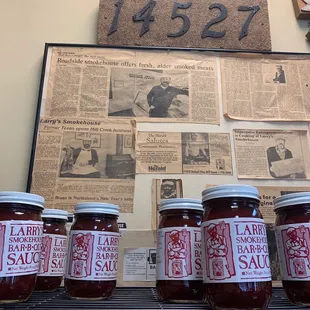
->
[[133, 0, 156, 37]]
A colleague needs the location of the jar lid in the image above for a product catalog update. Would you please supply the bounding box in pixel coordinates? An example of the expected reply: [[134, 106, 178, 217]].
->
[[202, 185, 260, 202], [42, 209, 68, 220], [159, 198, 203, 212], [274, 192, 310, 211], [74, 202, 120, 216], [0, 191, 44, 209]]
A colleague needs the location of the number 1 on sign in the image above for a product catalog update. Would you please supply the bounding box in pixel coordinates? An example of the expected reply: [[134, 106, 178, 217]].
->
[[133, 0, 156, 37], [108, 0, 124, 36]]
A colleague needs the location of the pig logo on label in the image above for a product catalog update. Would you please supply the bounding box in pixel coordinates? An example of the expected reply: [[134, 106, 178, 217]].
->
[[282, 225, 310, 278], [0, 224, 5, 272], [205, 221, 235, 280], [39, 236, 52, 273], [165, 229, 192, 278], [69, 233, 94, 278]]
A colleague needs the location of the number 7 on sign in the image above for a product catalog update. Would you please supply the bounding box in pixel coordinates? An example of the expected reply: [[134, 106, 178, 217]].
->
[[133, 0, 156, 37], [238, 5, 260, 40]]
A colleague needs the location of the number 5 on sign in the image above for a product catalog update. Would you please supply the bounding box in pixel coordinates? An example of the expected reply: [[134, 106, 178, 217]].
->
[[168, 2, 192, 38]]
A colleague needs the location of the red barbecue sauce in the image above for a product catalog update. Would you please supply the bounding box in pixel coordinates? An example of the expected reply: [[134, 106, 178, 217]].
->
[[202, 185, 272, 309], [156, 198, 203, 302], [65, 202, 120, 300], [274, 192, 310, 306], [0, 192, 44, 303], [35, 209, 68, 292]]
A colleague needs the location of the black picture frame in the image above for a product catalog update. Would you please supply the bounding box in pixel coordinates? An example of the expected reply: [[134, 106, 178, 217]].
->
[[26, 43, 310, 192]]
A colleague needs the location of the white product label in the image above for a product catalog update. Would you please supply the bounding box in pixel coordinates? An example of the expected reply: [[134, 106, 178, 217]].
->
[[202, 218, 271, 283], [65, 230, 120, 281], [37, 234, 67, 277], [275, 223, 310, 281], [0, 220, 43, 277], [156, 227, 202, 280]]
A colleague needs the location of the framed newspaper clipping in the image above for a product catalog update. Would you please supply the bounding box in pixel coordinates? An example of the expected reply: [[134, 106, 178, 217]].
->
[[27, 43, 310, 214], [26, 43, 222, 213]]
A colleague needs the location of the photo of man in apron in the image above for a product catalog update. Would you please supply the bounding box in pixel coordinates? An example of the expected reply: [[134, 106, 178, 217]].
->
[[69, 233, 93, 278], [167, 230, 189, 278], [206, 223, 231, 280], [285, 227, 310, 278]]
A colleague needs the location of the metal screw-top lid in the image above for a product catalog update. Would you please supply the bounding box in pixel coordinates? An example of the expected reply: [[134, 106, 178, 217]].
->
[[202, 185, 260, 202], [0, 191, 44, 209], [42, 209, 68, 220], [159, 198, 203, 213], [274, 192, 310, 211], [74, 202, 120, 216]]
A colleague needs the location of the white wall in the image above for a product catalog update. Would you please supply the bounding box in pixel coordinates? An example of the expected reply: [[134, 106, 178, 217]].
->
[[0, 0, 310, 229]]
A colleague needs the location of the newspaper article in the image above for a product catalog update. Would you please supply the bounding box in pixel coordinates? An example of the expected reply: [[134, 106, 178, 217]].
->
[[43, 47, 220, 124], [221, 55, 310, 121], [30, 118, 135, 213], [257, 186, 310, 223], [151, 179, 183, 230], [123, 248, 156, 281], [136, 132, 232, 175], [234, 129, 310, 179]]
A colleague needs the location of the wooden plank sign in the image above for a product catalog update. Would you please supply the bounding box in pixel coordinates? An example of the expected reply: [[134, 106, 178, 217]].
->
[[292, 0, 310, 20], [98, 0, 271, 51]]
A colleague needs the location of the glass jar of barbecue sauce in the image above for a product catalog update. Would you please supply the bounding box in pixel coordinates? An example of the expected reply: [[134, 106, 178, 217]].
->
[[156, 198, 203, 302], [201, 185, 272, 309], [274, 192, 310, 306], [65, 202, 120, 300], [0, 192, 44, 303], [35, 209, 68, 292]]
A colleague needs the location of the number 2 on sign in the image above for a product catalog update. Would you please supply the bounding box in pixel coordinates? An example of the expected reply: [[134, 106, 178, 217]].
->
[[107, 0, 261, 40]]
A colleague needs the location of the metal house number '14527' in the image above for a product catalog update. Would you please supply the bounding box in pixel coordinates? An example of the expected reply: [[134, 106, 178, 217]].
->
[[107, 0, 260, 40]]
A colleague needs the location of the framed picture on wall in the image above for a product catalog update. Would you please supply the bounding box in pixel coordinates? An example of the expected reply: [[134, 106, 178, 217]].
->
[[292, 0, 310, 19], [26, 43, 310, 217]]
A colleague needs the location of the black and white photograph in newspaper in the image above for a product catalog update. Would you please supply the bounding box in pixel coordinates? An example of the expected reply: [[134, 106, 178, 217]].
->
[[152, 178, 183, 230], [266, 135, 305, 179], [59, 132, 135, 179], [234, 129, 309, 179], [181, 133, 210, 165], [160, 180, 177, 200], [263, 64, 287, 85], [108, 68, 189, 119]]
